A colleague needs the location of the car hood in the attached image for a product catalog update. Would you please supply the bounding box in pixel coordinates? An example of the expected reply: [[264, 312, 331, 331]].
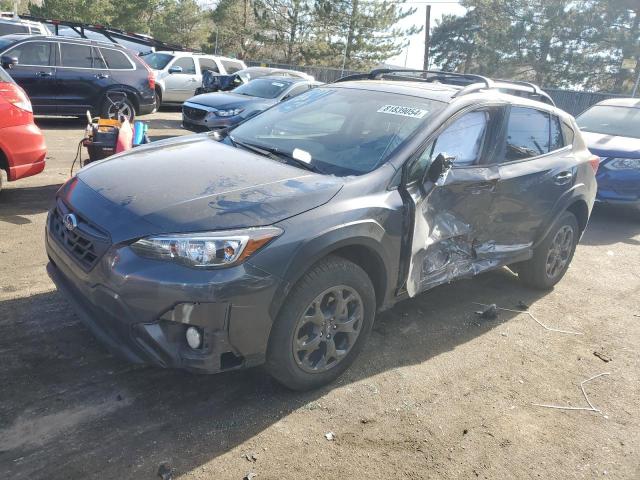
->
[[187, 92, 273, 110], [70, 135, 343, 242], [582, 131, 640, 159]]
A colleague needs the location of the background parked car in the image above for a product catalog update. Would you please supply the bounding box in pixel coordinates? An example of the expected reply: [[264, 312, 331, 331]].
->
[[141, 51, 246, 106], [0, 64, 46, 191], [195, 66, 315, 95], [576, 98, 640, 211], [182, 76, 319, 132], [0, 35, 155, 122], [0, 12, 51, 36]]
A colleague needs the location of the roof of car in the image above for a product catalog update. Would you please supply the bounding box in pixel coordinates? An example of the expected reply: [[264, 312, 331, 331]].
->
[[332, 80, 461, 102], [256, 75, 309, 84], [154, 51, 245, 62], [0, 33, 128, 49], [332, 78, 565, 114], [594, 97, 640, 108]]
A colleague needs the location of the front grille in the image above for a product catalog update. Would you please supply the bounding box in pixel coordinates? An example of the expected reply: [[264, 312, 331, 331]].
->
[[182, 105, 208, 121], [182, 121, 210, 133], [50, 201, 111, 271]]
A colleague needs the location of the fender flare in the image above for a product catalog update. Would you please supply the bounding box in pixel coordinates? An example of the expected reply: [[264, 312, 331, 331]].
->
[[265, 220, 396, 321], [534, 183, 592, 248]]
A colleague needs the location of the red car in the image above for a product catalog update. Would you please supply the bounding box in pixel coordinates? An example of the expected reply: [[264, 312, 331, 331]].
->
[[0, 65, 46, 191]]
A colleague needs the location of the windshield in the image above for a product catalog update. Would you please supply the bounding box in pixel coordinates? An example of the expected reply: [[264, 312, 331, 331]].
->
[[229, 87, 445, 176], [576, 104, 640, 139], [141, 52, 174, 70], [233, 78, 292, 99]]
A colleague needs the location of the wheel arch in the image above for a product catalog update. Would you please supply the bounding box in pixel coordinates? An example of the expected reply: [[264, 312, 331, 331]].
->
[[101, 86, 140, 114], [267, 227, 396, 324], [566, 198, 590, 235]]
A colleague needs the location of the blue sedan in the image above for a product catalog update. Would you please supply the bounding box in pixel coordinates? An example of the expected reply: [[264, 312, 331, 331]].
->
[[576, 98, 640, 209]]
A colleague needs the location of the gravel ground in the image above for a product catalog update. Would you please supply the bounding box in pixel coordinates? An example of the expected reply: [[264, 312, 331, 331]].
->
[[0, 111, 639, 480]]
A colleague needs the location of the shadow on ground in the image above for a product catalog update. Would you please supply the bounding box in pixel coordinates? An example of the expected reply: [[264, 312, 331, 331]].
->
[[580, 204, 640, 247], [0, 184, 62, 225], [0, 267, 549, 480]]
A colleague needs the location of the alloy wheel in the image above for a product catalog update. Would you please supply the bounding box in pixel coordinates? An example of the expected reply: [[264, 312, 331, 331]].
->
[[292, 285, 364, 373], [545, 225, 574, 279]]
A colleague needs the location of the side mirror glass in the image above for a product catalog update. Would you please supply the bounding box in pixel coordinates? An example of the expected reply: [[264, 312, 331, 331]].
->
[[168, 65, 183, 74], [425, 152, 455, 184], [1, 55, 18, 69]]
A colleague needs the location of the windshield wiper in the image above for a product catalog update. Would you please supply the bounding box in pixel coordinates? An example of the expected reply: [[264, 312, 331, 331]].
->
[[230, 137, 321, 173]]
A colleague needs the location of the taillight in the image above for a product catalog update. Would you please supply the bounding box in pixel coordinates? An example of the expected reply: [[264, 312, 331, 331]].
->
[[588, 155, 600, 174], [138, 57, 155, 90], [0, 81, 33, 113]]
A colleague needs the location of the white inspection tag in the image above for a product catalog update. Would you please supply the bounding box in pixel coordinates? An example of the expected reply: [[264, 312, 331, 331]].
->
[[292, 148, 312, 163], [377, 104, 428, 118]]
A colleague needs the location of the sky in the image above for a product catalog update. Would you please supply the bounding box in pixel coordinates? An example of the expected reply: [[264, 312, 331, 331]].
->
[[387, 1, 467, 69]]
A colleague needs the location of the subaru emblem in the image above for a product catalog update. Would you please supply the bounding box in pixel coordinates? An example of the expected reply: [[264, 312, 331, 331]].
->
[[63, 213, 78, 232]]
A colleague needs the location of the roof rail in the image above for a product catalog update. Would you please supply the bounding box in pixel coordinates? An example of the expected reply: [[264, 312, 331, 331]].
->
[[17, 14, 187, 52], [452, 78, 555, 106], [335, 68, 494, 89]]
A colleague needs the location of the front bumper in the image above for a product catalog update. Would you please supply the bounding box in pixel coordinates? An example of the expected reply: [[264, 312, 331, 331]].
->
[[596, 165, 640, 208], [181, 102, 242, 132], [45, 210, 280, 373]]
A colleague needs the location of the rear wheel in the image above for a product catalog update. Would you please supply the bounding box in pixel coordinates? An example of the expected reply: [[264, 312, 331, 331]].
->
[[266, 256, 376, 390], [101, 93, 135, 123], [518, 211, 579, 289]]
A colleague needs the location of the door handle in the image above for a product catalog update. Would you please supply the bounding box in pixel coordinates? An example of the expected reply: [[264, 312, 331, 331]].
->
[[95, 73, 110, 79], [554, 171, 573, 185], [35, 71, 52, 78]]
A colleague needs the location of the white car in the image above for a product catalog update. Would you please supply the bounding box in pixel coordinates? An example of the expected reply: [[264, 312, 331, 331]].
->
[[0, 12, 51, 36], [141, 51, 247, 106]]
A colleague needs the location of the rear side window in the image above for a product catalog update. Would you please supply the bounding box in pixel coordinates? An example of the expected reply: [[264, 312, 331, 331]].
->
[[172, 57, 196, 74], [100, 48, 133, 69], [562, 122, 574, 146], [60, 43, 94, 68], [504, 107, 550, 161], [221, 59, 243, 73], [550, 115, 564, 150], [6, 41, 53, 66], [198, 58, 219, 73]]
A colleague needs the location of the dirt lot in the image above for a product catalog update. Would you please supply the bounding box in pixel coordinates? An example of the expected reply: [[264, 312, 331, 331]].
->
[[1, 112, 639, 480]]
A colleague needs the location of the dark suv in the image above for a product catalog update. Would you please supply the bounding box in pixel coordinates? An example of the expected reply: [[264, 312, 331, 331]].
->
[[46, 70, 598, 390], [0, 35, 155, 121]]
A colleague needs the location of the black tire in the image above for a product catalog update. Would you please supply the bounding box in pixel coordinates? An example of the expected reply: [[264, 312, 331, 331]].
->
[[100, 93, 135, 123], [266, 256, 376, 391], [518, 211, 579, 289], [152, 90, 161, 113]]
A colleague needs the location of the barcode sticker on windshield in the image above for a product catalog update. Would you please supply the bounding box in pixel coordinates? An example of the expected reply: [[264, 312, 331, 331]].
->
[[377, 105, 428, 118]]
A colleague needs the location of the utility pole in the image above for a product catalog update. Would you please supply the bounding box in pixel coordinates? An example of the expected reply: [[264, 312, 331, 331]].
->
[[423, 5, 431, 70]]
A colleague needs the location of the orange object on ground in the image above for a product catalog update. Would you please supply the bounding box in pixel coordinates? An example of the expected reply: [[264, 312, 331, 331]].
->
[[115, 119, 133, 153]]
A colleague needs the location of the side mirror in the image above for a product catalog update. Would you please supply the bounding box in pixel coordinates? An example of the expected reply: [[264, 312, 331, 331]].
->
[[168, 65, 183, 74], [425, 152, 455, 184], [1, 55, 18, 69]]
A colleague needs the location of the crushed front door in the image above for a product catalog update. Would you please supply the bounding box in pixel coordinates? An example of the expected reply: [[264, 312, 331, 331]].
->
[[404, 106, 506, 297]]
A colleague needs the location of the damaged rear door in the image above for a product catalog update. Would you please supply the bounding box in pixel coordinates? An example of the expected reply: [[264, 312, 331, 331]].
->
[[404, 105, 506, 297]]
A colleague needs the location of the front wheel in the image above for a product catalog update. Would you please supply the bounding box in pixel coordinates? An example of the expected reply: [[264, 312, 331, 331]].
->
[[517, 211, 579, 289], [266, 256, 376, 391]]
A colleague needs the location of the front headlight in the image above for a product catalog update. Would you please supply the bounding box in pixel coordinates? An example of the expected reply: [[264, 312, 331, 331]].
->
[[215, 108, 244, 117], [130, 227, 282, 268], [603, 157, 640, 170]]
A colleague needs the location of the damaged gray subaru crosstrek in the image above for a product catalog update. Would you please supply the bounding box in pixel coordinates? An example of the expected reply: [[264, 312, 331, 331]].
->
[[46, 70, 598, 390]]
